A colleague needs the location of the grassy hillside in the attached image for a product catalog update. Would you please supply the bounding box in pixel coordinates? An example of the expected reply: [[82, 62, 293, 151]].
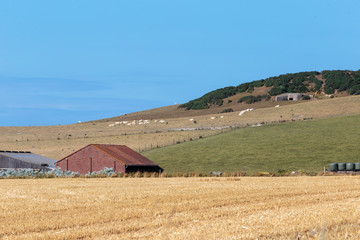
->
[[143, 114, 360, 173], [180, 70, 360, 110]]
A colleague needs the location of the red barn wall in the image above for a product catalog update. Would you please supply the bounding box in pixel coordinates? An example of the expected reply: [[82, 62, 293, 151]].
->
[[56, 145, 125, 174]]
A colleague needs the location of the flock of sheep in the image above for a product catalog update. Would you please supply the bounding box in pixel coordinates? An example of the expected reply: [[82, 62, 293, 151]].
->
[[108, 105, 281, 127], [108, 119, 166, 127]]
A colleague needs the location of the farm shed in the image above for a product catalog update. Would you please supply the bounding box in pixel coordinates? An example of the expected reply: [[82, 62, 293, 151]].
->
[[56, 144, 163, 174], [0, 151, 56, 170], [275, 93, 304, 102]]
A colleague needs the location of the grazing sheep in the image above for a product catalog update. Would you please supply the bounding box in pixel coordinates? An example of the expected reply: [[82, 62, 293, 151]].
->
[[109, 124, 115, 127], [239, 108, 255, 116], [210, 117, 216, 120], [189, 118, 194, 121], [275, 105, 280, 108], [159, 120, 165, 123], [220, 116, 224, 118]]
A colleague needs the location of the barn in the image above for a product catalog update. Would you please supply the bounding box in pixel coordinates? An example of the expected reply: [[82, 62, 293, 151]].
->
[[0, 150, 56, 170], [56, 144, 163, 174]]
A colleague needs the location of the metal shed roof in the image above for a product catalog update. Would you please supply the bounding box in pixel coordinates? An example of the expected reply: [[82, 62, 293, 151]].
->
[[0, 152, 56, 168], [92, 144, 158, 166], [57, 144, 158, 166]]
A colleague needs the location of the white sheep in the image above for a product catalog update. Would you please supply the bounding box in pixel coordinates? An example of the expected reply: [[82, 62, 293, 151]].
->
[[210, 117, 216, 120], [189, 118, 194, 121], [275, 105, 280, 108], [109, 124, 115, 127], [239, 110, 246, 116], [159, 120, 165, 123], [220, 116, 224, 118]]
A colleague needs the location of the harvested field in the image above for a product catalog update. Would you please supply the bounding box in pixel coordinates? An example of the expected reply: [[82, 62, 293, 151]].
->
[[1, 177, 360, 239]]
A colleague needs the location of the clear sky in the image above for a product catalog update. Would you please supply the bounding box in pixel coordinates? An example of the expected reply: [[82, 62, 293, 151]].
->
[[1, 0, 359, 126]]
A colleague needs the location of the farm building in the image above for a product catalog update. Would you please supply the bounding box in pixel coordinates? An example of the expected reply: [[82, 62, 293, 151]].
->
[[56, 144, 163, 174], [0, 151, 56, 170], [275, 93, 304, 102]]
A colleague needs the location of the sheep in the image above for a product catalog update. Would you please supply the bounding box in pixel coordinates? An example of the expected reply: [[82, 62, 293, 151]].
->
[[239, 108, 255, 116], [220, 116, 224, 119], [275, 105, 280, 108], [189, 118, 194, 121], [159, 120, 165, 123], [115, 121, 120, 125], [210, 117, 216, 120], [109, 124, 115, 127], [239, 110, 246, 116]]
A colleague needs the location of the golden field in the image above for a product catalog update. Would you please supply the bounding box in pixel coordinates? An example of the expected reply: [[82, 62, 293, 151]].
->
[[1, 95, 360, 160], [1, 177, 360, 239]]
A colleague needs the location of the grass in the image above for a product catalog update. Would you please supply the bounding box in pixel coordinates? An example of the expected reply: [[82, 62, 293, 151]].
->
[[1, 177, 360, 239], [143, 114, 360, 173], [1, 95, 360, 161]]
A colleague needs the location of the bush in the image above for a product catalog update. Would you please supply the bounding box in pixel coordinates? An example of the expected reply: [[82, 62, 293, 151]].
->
[[302, 95, 311, 100], [85, 167, 115, 177], [0, 167, 79, 178], [179, 86, 238, 110], [238, 95, 269, 104], [221, 108, 234, 113], [179, 70, 360, 110]]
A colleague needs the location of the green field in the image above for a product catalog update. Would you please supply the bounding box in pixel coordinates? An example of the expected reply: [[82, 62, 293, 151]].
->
[[143, 114, 360, 174]]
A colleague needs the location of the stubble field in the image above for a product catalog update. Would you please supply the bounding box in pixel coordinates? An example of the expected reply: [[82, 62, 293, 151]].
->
[[1, 177, 360, 239]]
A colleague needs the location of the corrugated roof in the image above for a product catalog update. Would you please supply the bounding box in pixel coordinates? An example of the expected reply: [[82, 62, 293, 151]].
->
[[0, 152, 56, 167], [92, 144, 158, 166]]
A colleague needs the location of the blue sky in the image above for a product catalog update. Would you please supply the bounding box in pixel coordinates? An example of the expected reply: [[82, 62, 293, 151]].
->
[[0, 0, 359, 126]]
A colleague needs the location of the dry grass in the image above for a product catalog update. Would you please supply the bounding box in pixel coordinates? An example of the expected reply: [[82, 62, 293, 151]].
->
[[1, 177, 360, 239], [1, 95, 360, 160]]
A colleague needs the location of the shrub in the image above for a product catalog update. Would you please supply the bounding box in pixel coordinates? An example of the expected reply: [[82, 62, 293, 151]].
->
[[238, 95, 269, 104], [85, 167, 116, 177], [0, 167, 79, 178], [179, 70, 360, 110], [302, 95, 311, 100], [221, 108, 234, 113]]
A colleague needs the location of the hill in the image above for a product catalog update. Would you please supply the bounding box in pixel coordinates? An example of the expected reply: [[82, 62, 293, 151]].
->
[[180, 70, 360, 110], [143, 114, 360, 174], [1, 95, 360, 160]]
